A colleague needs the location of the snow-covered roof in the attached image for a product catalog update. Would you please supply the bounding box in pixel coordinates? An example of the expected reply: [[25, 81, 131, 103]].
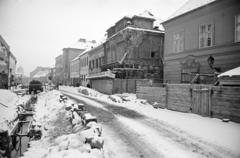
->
[[106, 26, 163, 43], [218, 66, 240, 78], [78, 45, 94, 57], [110, 11, 164, 31], [67, 41, 95, 50], [166, 0, 216, 21], [33, 70, 49, 78], [137, 10, 164, 31], [134, 10, 156, 20]]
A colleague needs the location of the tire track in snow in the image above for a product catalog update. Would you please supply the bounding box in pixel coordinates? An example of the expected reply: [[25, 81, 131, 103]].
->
[[63, 92, 165, 158], [61, 90, 239, 158]]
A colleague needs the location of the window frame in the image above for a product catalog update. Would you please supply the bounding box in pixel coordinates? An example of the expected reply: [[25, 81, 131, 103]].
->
[[199, 21, 214, 48], [173, 29, 184, 53]]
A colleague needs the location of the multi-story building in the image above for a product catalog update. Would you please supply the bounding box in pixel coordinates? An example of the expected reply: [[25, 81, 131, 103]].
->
[[79, 45, 94, 87], [62, 38, 95, 85], [102, 11, 164, 81], [70, 56, 80, 86], [0, 35, 17, 88], [86, 35, 107, 92], [55, 55, 63, 84], [161, 0, 240, 84]]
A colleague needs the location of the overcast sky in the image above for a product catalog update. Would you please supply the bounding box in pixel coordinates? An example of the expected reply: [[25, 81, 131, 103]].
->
[[0, 0, 189, 76]]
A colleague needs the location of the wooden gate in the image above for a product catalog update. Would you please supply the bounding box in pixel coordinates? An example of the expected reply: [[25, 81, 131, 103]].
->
[[192, 85, 211, 116]]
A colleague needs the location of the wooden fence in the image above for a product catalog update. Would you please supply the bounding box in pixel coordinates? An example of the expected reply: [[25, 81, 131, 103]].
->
[[211, 86, 240, 123], [137, 84, 240, 123]]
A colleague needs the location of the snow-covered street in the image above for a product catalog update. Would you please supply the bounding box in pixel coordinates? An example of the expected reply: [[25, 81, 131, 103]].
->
[[1, 87, 240, 158], [60, 86, 240, 158]]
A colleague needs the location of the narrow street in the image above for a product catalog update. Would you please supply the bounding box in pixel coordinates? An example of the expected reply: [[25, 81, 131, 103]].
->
[[61, 91, 238, 158]]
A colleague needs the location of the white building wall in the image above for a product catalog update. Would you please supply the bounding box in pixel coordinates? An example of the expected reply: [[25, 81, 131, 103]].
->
[[79, 53, 89, 87]]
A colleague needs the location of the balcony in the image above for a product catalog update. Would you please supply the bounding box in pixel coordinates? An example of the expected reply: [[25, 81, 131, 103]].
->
[[86, 71, 115, 79]]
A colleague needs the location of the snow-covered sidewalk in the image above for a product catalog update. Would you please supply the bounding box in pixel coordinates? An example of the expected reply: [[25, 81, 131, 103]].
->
[[60, 86, 240, 156], [0, 90, 105, 158]]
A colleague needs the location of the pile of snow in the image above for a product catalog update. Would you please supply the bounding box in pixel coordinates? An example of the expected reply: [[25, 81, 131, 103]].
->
[[0, 90, 30, 132], [21, 90, 104, 158]]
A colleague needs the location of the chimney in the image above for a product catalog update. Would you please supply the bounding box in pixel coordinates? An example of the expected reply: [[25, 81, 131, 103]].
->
[[78, 38, 86, 43]]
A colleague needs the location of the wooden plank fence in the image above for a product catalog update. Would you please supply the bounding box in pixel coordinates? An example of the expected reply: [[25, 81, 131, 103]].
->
[[136, 86, 166, 108], [211, 86, 240, 123], [167, 84, 191, 112], [137, 84, 240, 123]]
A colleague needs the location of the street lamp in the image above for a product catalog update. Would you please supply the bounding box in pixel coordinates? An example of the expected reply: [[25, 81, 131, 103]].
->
[[207, 55, 220, 72]]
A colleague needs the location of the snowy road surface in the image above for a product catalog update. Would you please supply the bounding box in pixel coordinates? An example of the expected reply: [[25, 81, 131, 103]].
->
[[61, 90, 240, 158]]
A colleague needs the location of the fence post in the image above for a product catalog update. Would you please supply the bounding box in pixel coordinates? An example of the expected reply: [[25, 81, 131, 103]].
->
[[166, 84, 168, 109], [209, 85, 212, 117]]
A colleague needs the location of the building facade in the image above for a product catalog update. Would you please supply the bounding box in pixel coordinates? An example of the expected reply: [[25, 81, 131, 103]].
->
[[79, 48, 90, 87], [86, 36, 107, 92], [162, 0, 240, 84], [102, 11, 164, 82], [62, 38, 95, 85], [0, 35, 17, 88], [55, 55, 63, 84], [70, 56, 80, 86]]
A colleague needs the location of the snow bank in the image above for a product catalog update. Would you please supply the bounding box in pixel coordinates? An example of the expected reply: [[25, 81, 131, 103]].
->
[[60, 86, 240, 155], [0, 90, 28, 132], [22, 90, 104, 158]]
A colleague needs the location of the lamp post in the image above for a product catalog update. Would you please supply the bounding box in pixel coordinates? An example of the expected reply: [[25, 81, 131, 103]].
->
[[207, 55, 221, 83], [207, 55, 220, 72]]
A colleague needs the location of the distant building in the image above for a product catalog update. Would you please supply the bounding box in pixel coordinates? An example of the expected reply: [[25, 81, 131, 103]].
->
[[30, 66, 51, 81], [32, 69, 51, 83], [16, 66, 24, 75], [79, 45, 94, 87], [161, 0, 240, 84], [63, 38, 95, 85], [55, 55, 63, 84], [70, 56, 80, 86], [86, 35, 108, 93]]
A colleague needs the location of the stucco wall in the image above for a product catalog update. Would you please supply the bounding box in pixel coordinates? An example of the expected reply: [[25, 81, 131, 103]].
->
[[163, 0, 240, 55], [162, 0, 240, 84], [92, 79, 113, 94]]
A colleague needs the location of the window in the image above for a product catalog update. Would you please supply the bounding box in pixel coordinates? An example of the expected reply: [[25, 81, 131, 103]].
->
[[151, 52, 155, 58], [96, 58, 98, 68], [236, 14, 240, 42], [89, 61, 92, 69], [199, 22, 213, 48], [173, 31, 184, 53], [99, 57, 101, 66]]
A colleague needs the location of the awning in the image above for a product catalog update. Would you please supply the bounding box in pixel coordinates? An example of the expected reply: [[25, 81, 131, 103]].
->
[[218, 66, 240, 77]]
